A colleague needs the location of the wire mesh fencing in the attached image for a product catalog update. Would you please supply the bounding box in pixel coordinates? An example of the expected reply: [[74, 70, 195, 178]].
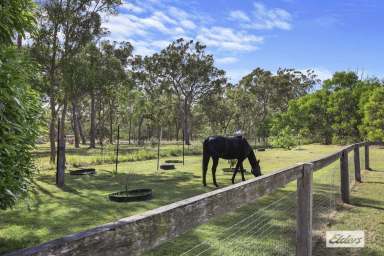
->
[[312, 161, 340, 247], [360, 146, 366, 171], [145, 187, 298, 256]]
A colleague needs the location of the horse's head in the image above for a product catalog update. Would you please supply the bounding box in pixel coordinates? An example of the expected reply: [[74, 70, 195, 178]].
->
[[251, 159, 262, 177]]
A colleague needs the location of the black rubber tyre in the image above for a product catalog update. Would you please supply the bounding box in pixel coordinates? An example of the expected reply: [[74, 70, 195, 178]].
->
[[165, 160, 183, 164], [108, 189, 153, 202], [160, 163, 176, 170], [69, 168, 96, 175]]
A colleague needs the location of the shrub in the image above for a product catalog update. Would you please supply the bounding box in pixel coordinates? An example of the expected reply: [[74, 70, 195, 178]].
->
[[270, 128, 298, 149], [0, 47, 41, 209]]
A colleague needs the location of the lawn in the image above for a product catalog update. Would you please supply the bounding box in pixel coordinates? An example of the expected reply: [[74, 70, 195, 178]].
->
[[0, 144, 382, 255]]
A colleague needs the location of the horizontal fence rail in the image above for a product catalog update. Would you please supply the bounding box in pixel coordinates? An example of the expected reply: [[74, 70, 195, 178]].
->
[[5, 142, 379, 256]]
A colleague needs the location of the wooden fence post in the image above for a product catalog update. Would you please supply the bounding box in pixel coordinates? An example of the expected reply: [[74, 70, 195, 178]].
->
[[365, 142, 370, 170], [296, 163, 313, 256], [354, 144, 361, 182], [340, 150, 350, 204]]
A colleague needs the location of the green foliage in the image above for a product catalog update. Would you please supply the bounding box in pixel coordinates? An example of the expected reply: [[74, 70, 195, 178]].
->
[[0, 47, 41, 209], [0, 0, 36, 45], [327, 88, 360, 144], [271, 71, 384, 145], [361, 87, 384, 141], [323, 71, 359, 90], [270, 127, 299, 149]]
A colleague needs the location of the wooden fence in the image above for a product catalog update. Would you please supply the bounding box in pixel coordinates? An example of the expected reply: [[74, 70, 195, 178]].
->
[[6, 142, 375, 256]]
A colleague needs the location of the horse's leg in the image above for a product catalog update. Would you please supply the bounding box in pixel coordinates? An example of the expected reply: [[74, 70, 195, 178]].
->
[[240, 161, 246, 181], [231, 161, 241, 184], [212, 157, 219, 187], [202, 153, 210, 187]]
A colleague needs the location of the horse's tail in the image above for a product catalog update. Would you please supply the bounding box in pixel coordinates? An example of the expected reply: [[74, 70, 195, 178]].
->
[[202, 138, 210, 186]]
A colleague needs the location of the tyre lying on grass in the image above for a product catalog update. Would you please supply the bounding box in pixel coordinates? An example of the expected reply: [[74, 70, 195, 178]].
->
[[69, 168, 96, 175], [160, 163, 176, 170], [108, 189, 153, 202], [165, 159, 183, 163]]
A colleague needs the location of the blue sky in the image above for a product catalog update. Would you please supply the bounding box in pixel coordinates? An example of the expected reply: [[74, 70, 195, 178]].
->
[[104, 0, 384, 82]]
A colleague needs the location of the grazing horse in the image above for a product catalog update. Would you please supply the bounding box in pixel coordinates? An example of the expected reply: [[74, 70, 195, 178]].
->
[[202, 136, 262, 187]]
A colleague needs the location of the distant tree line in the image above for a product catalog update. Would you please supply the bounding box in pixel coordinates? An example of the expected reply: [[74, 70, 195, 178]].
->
[[270, 72, 384, 148]]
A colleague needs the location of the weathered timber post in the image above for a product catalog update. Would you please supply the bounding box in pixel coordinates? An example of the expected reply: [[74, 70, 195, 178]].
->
[[296, 163, 313, 256], [365, 142, 370, 170], [354, 144, 361, 182], [340, 150, 350, 204]]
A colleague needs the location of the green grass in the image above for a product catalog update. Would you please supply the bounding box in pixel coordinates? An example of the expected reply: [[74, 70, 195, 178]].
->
[[0, 144, 383, 255], [33, 142, 201, 171]]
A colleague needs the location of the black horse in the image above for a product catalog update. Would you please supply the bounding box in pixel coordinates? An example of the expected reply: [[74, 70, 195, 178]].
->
[[202, 136, 262, 187]]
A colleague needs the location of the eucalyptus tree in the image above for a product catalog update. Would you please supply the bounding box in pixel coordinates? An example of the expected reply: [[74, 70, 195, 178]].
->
[[273, 68, 319, 111], [32, 0, 121, 187], [239, 68, 274, 141], [132, 53, 173, 136], [159, 39, 227, 144], [200, 84, 237, 135]]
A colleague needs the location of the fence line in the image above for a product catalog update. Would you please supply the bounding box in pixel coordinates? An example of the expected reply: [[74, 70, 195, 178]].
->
[[6, 142, 376, 256]]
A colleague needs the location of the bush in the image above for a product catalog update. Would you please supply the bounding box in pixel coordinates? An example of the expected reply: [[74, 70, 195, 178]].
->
[[270, 128, 299, 149], [0, 47, 41, 209]]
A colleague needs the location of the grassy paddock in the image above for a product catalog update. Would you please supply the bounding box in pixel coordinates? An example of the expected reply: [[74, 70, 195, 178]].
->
[[0, 144, 383, 255]]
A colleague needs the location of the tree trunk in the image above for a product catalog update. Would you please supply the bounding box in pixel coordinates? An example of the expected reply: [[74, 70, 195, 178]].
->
[[57, 96, 68, 188], [17, 34, 22, 48], [128, 118, 132, 144], [109, 100, 113, 144], [183, 98, 190, 145], [138, 115, 144, 145], [90, 89, 96, 148], [77, 113, 86, 145], [49, 98, 57, 163], [157, 126, 162, 170], [175, 123, 179, 141], [72, 99, 80, 148]]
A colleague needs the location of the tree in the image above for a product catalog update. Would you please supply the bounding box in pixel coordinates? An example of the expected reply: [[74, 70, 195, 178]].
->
[[159, 39, 226, 144], [271, 90, 333, 145], [32, 0, 121, 187], [361, 87, 384, 141], [0, 0, 41, 209], [0, 0, 36, 45], [323, 71, 359, 91]]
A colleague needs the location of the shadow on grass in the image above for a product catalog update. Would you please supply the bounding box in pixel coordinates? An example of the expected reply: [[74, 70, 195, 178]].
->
[[1, 169, 212, 254]]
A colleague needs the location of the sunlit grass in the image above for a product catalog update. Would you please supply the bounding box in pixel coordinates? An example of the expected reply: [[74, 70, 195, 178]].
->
[[1, 144, 383, 255]]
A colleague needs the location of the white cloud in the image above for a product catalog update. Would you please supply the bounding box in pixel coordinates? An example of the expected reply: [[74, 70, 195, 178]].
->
[[251, 2, 292, 30], [230, 2, 292, 31], [180, 19, 197, 30], [229, 10, 250, 22], [196, 26, 264, 51], [104, 1, 291, 57], [129, 39, 173, 56], [216, 57, 239, 65], [121, 2, 145, 14], [168, 6, 189, 21]]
